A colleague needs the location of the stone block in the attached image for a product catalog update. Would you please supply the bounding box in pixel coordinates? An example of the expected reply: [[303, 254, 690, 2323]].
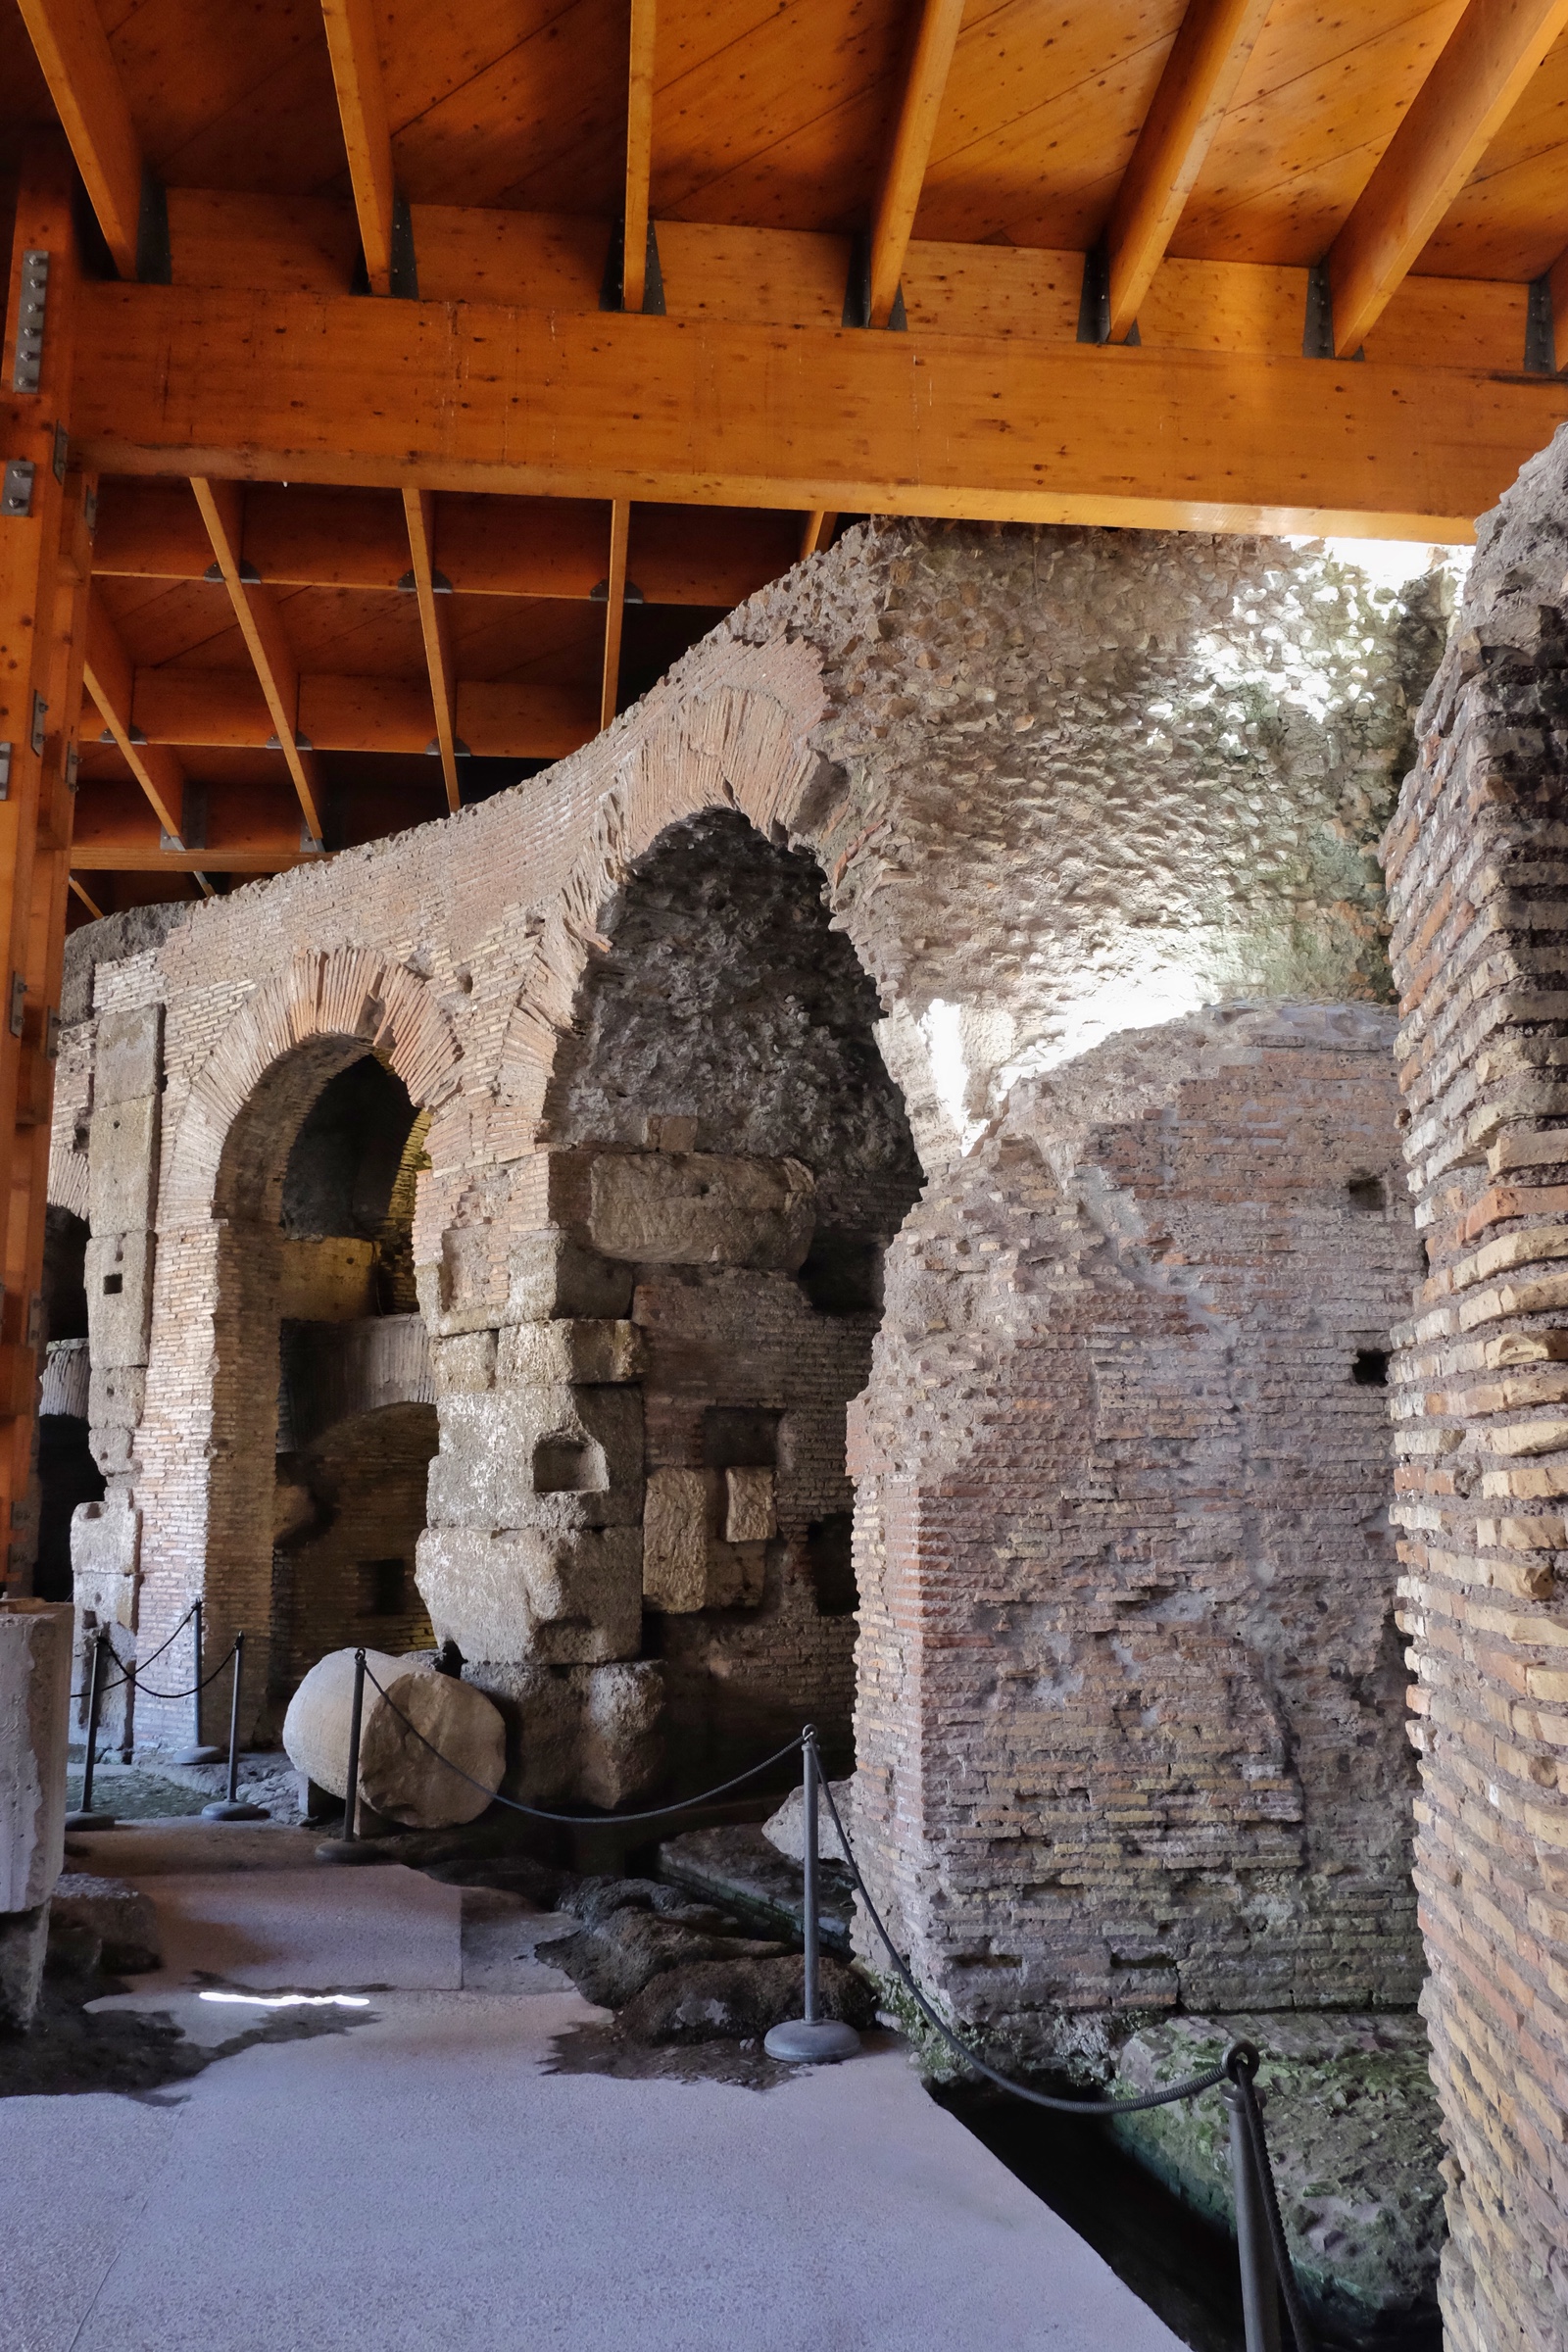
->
[[571, 1660, 665, 1807], [462, 1659, 579, 1801], [85, 1231, 154, 1368], [88, 1364, 144, 1433], [497, 1319, 645, 1386], [0, 1905, 48, 2032], [644, 1468, 710, 1611], [725, 1465, 777, 1544], [430, 1330, 497, 1395], [50, 1872, 161, 1971], [586, 1152, 815, 1269], [706, 1541, 766, 1609], [416, 1526, 642, 1662], [94, 1002, 162, 1106], [88, 1094, 159, 1236], [426, 1385, 643, 1532], [507, 1227, 634, 1323], [0, 1603, 73, 1912]]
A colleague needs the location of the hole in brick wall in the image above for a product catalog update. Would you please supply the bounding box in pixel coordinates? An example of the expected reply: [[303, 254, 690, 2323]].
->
[[533, 1435, 609, 1493], [703, 1407, 781, 1469], [797, 1232, 883, 1315], [806, 1513, 858, 1616], [1352, 1348, 1390, 1387], [1347, 1174, 1387, 1212], [359, 1557, 408, 1615], [101, 1273, 122, 1296]]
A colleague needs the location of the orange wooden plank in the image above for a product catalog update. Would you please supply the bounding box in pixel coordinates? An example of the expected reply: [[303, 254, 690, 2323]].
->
[[192, 476, 326, 842], [623, 0, 657, 312], [82, 597, 187, 839], [321, 0, 397, 294], [601, 500, 630, 728], [866, 0, 966, 327], [404, 487, 460, 809], [14, 0, 141, 275]]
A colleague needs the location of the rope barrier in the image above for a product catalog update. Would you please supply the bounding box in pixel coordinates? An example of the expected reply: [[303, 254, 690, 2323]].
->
[[70, 1640, 236, 1707]]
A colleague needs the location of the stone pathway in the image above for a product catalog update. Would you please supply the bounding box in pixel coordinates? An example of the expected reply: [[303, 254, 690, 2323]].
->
[[4, 1824, 1182, 2352]]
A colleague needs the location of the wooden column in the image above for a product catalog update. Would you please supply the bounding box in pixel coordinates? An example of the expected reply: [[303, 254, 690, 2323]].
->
[[0, 136, 94, 1592]]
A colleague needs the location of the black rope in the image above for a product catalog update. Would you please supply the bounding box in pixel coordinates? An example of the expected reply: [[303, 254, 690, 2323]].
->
[[70, 1603, 199, 1703], [358, 1664, 806, 1824], [122, 1641, 239, 1703]]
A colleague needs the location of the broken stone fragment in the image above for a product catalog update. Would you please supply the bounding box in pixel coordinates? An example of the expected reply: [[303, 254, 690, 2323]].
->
[[762, 1777, 857, 1867], [641, 1468, 766, 1612], [282, 1646, 506, 1829], [724, 1465, 776, 1544], [507, 1228, 634, 1323], [573, 1660, 664, 1806], [615, 1952, 876, 2045], [586, 1151, 815, 1269], [49, 1873, 161, 1973]]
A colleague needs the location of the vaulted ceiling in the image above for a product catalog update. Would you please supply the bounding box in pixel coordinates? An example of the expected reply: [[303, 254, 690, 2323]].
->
[[5, 0, 1568, 915]]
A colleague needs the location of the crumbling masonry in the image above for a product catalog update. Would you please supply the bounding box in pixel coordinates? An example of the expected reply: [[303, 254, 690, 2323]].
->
[[50, 519, 1447, 2065]]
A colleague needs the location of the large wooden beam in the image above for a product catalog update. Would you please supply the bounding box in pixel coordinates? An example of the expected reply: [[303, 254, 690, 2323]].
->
[[621, 0, 657, 313], [320, 0, 398, 297], [1102, 0, 1274, 344], [191, 477, 327, 843], [404, 489, 461, 809], [82, 600, 187, 841], [82, 666, 598, 759], [14, 0, 142, 279], [866, 0, 966, 330], [1327, 0, 1568, 358], [73, 281, 1568, 538], [600, 500, 630, 730]]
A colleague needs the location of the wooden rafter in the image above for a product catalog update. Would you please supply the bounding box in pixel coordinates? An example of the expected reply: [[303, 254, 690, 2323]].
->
[[1327, 0, 1568, 359], [68, 874, 105, 917], [190, 478, 327, 844], [82, 597, 187, 841], [74, 282, 1568, 539], [621, 0, 657, 312], [866, 0, 965, 329], [801, 513, 837, 560], [600, 500, 630, 729], [80, 668, 596, 760], [1102, 0, 1275, 345], [320, 0, 399, 297], [403, 490, 461, 811], [14, 0, 142, 278]]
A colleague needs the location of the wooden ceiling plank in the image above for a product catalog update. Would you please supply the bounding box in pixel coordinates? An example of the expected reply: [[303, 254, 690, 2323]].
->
[[320, 0, 398, 297], [866, 0, 967, 328], [622, 0, 657, 312], [1102, 0, 1276, 342], [1327, 0, 1568, 357], [600, 499, 630, 729], [403, 488, 461, 811], [82, 598, 187, 841], [191, 476, 326, 843], [15, 0, 142, 278], [106, 665, 597, 759], [74, 279, 1568, 539]]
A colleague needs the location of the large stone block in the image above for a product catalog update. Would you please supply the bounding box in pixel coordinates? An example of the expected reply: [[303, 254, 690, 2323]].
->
[[94, 1002, 162, 1107], [462, 1659, 579, 1801], [430, 1330, 497, 1396], [572, 1660, 665, 1807], [0, 1603, 72, 1912], [507, 1227, 633, 1323], [587, 1152, 815, 1269], [416, 1526, 642, 1662], [72, 1494, 141, 1632], [461, 1657, 665, 1806], [85, 1231, 154, 1368], [497, 1319, 645, 1386], [725, 1465, 777, 1544], [88, 1094, 159, 1236], [643, 1468, 766, 1612], [426, 1385, 643, 1531], [88, 1364, 144, 1433]]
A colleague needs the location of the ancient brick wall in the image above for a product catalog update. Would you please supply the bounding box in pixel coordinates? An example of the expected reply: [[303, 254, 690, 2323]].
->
[[51, 520, 1442, 2058], [1385, 428, 1568, 2352]]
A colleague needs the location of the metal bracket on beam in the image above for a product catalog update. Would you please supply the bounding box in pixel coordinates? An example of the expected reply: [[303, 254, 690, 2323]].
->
[[1074, 247, 1138, 347], [266, 731, 314, 751], [126, 723, 147, 745], [0, 746, 10, 802], [426, 737, 471, 758], [11, 252, 47, 392], [843, 233, 906, 331], [52, 424, 69, 483], [30, 695, 47, 757], [397, 568, 454, 592], [64, 746, 78, 792], [45, 1009, 60, 1063], [300, 824, 326, 854], [162, 784, 205, 854], [590, 577, 644, 604], [8, 974, 25, 1040], [83, 483, 98, 538], [600, 219, 665, 315], [1526, 276, 1555, 374], [204, 559, 261, 584], [2, 461, 35, 518], [1303, 264, 1362, 360]]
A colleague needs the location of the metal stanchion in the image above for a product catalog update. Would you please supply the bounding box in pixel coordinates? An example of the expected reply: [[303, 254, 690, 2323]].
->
[[764, 1724, 860, 2064], [201, 1634, 269, 1821], [66, 1630, 119, 1830], [175, 1598, 223, 1764], [1223, 2043, 1283, 2352], [317, 1647, 381, 1863]]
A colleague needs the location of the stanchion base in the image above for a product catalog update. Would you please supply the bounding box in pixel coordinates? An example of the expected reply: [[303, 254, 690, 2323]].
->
[[314, 1838, 389, 1865], [764, 2017, 861, 2065], [201, 1799, 270, 1821], [64, 1810, 119, 1832], [175, 1745, 224, 1766]]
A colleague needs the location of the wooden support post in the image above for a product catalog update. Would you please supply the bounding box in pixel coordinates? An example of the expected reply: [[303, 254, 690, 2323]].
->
[[402, 489, 461, 812], [191, 477, 327, 845], [83, 595, 187, 839], [600, 499, 630, 731], [800, 512, 837, 560], [0, 137, 93, 1591], [68, 875, 104, 919], [622, 0, 656, 313]]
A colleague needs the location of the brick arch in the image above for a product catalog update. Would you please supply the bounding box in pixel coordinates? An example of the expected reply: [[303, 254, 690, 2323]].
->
[[161, 947, 461, 1229]]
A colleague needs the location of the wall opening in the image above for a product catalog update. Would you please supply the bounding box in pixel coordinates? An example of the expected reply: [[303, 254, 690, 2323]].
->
[[37, 1206, 101, 1603]]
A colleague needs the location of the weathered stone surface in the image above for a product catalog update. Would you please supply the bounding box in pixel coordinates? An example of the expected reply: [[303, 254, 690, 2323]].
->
[[71, 1494, 141, 1634], [0, 1604, 73, 1913], [88, 1095, 159, 1236], [87, 1364, 144, 1434], [416, 1527, 642, 1662], [762, 1776, 857, 1867], [462, 1659, 578, 1801], [426, 1387, 643, 1533], [84, 1230, 154, 1369], [1111, 2014, 1444, 2339], [724, 1465, 776, 1544], [498, 1319, 645, 1386], [573, 1660, 664, 1806], [94, 1002, 163, 1106], [49, 1873, 161, 1972], [616, 1951, 875, 2044], [586, 1151, 815, 1269], [282, 1646, 506, 1828], [659, 1825, 856, 1953], [551, 1878, 790, 2007], [642, 1468, 708, 1611], [507, 1229, 634, 1324], [430, 1329, 497, 1396], [0, 1905, 49, 2032]]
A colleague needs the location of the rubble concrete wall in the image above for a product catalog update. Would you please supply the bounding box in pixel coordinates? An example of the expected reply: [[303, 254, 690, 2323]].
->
[[53, 520, 1444, 2050], [1385, 425, 1568, 2352]]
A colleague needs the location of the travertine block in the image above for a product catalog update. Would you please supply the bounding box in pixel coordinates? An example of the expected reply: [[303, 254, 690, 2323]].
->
[[507, 1228, 633, 1322], [0, 1603, 72, 1912], [85, 1231, 154, 1368], [71, 1493, 141, 1632], [725, 1465, 777, 1544], [94, 1003, 162, 1106], [462, 1658, 579, 1800], [88, 1364, 144, 1432], [430, 1329, 497, 1395], [587, 1151, 815, 1269], [426, 1385, 643, 1531], [88, 1094, 159, 1235], [497, 1318, 645, 1386], [643, 1468, 710, 1611], [416, 1526, 641, 1661], [573, 1660, 665, 1807]]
